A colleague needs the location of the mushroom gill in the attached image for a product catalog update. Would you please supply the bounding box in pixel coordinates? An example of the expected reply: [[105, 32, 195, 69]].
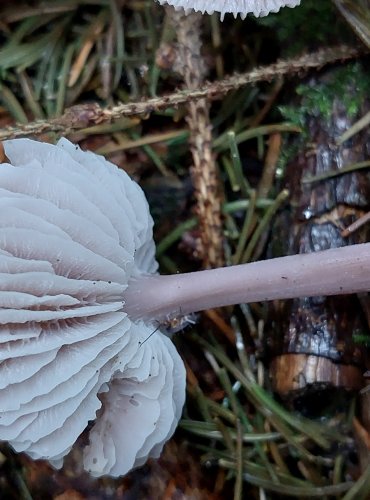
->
[[0, 138, 186, 477], [156, 0, 302, 20], [2, 137, 370, 478]]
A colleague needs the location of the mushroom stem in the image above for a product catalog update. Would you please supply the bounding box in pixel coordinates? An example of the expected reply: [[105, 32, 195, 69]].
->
[[124, 243, 370, 321]]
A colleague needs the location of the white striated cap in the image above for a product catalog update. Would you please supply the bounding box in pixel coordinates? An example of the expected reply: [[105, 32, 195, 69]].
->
[[157, 0, 301, 20], [0, 138, 185, 477]]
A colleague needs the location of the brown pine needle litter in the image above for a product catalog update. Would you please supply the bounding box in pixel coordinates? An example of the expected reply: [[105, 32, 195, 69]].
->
[[0, 0, 370, 498]]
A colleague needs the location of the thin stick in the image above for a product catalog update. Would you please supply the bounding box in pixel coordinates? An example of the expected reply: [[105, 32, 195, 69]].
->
[[341, 211, 370, 237], [0, 45, 364, 140], [170, 8, 223, 268]]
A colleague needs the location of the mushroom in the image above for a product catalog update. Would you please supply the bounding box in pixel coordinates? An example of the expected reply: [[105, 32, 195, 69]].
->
[[156, 0, 301, 20], [0, 138, 185, 477], [1, 137, 370, 477]]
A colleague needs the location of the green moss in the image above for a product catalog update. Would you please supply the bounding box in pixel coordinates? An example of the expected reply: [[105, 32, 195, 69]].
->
[[276, 63, 370, 171], [353, 331, 370, 346], [275, 141, 300, 179], [279, 63, 370, 129]]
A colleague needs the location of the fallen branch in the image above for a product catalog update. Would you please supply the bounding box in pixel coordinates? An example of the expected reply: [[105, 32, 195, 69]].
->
[[0, 45, 365, 140]]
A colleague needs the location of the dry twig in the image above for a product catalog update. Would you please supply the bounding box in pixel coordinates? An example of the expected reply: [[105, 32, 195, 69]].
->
[[0, 45, 364, 141], [169, 8, 223, 268]]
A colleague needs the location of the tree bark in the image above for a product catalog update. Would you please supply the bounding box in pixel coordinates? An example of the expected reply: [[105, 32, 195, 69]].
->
[[268, 63, 370, 401]]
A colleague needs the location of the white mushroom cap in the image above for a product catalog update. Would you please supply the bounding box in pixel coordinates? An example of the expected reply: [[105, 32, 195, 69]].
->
[[0, 138, 186, 477], [157, 0, 301, 19]]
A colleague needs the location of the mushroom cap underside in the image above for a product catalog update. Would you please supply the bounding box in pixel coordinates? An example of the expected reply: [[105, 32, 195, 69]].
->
[[156, 0, 301, 19], [0, 138, 186, 477]]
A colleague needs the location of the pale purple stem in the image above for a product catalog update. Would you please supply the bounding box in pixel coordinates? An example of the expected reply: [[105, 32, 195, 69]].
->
[[123, 243, 370, 322]]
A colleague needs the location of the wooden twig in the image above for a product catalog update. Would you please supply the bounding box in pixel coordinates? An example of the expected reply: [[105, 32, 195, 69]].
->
[[0, 44, 364, 141], [170, 9, 224, 268]]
